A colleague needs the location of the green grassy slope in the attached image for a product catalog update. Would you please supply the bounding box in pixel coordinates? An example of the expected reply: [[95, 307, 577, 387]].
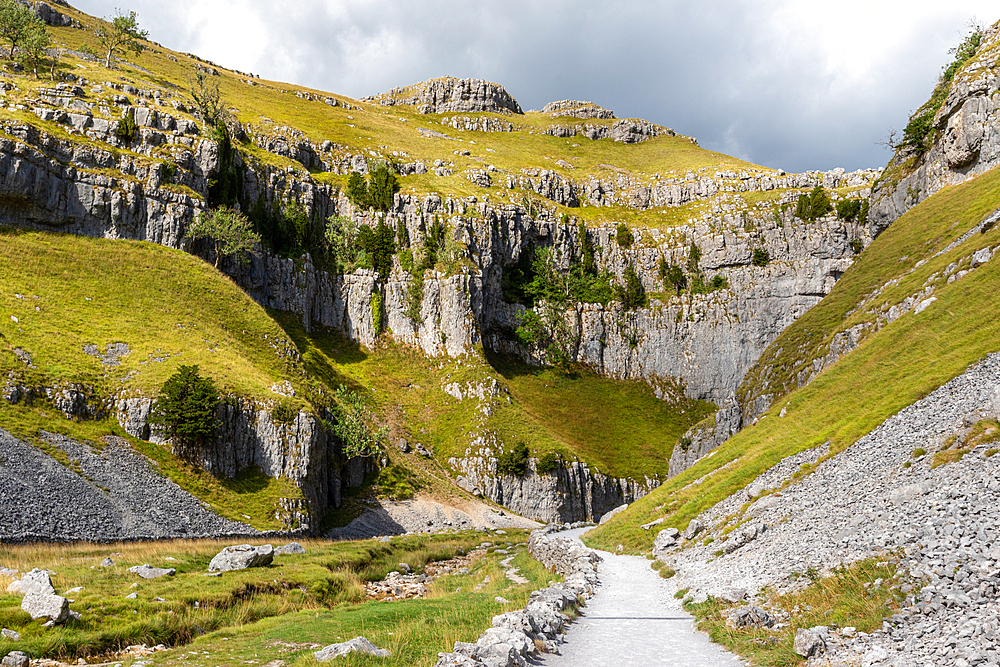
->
[[586, 166, 1000, 552]]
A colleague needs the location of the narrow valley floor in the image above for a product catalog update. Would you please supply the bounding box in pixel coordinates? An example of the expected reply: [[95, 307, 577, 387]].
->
[[540, 528, 744, 667]]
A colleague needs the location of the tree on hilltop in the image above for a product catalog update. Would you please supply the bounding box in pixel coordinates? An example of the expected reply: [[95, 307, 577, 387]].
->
[[19, 21, 51, 78], [95, 8, 147, 69]]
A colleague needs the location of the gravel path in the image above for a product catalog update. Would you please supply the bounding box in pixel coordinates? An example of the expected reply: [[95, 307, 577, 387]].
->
[[541, 527, 743, 667]]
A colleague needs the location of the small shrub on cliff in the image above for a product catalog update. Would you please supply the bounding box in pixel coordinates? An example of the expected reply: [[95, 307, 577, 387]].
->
[[497, 441, 530, 476], [751, 248, 770, 267], [796, 186, 832, 221], [148, 365, 219, 462], [115, 107, 137, 142], [615, 223, 634, 248], [849, 238, 864, 254], [330, 384, 385, 459], [614, 264, 647, 310], [836, 199, 862, 222], [357, 219, 395, 279], [536, 451, 559, 474]]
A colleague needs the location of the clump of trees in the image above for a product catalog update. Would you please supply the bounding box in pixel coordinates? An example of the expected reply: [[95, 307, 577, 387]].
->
[[796, 186, 832, 221], [346, 163, 399, 212], [497, 441, 530, 476], [0, 0, 56, 78], [148, 365, 219, 464]]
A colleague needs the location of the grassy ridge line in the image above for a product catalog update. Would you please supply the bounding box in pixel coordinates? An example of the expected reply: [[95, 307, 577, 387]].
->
[[585, 168, 1000, 553], [739, 163, 1000, 415]]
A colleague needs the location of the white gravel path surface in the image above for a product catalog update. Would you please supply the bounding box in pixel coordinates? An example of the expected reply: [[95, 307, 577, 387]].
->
[[540, 528, 743, 667]]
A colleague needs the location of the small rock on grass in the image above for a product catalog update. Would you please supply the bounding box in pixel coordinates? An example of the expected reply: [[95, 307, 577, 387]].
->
[[99, 558, 114, 567], [129, 565, 176, 579], [1, 629, 21, 641], [274, 542, 305, 555], [314, 637, 390, 660]]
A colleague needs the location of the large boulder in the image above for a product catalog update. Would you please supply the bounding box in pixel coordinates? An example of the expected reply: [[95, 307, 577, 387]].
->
[[652, 527, 680, 556], [21, 592, 69, 623], [6, 569, 55, 596], [209, 544, 274, 572], [128, 564, 176, 579], [314, 637, 390, 660], [793, 627, 827, 657]]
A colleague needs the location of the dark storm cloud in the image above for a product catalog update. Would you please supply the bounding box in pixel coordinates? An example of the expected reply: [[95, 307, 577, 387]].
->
[[75, 0, 995, 172]]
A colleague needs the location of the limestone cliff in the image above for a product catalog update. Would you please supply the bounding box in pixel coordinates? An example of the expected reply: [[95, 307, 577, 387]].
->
[[362, 77, 524, 115], [869, 21, 1000, 235]]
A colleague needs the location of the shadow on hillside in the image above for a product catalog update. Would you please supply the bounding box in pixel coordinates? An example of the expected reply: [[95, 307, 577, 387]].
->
[[268, 309, 367, 394], [484, 346, 582, 382]]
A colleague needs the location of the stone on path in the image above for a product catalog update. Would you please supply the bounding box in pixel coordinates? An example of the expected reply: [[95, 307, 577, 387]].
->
[[2, 652, 28, 667], [128, 564, 176, 579], [314, 637, 390, 660], [21, 592, 69, 623], [6, 569, 55, 596], [274, 542, 305, 555], [209, 544, 274, 572]]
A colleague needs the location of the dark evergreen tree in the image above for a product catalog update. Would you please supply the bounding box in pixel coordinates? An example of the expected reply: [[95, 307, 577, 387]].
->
[[148, 365, 220, 463]]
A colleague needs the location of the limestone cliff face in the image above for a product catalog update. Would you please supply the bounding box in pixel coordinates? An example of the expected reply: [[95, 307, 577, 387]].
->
[[450, 455, 653, 524], [362, 77, 524, 115], [0, 90, 877, 521], [115, 395, 372, 528], [869, 22, 1000, 235]]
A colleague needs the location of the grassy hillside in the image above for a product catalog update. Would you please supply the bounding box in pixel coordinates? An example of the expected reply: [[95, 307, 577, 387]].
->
[[587, 165, 1000, 552], [274, 313, 714, 481]]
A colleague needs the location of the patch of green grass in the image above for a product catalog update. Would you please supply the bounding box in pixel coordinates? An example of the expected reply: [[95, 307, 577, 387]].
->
[[911, 448, 927, 458], [685, 558, 904, 667], [0, 530, 546, 666], [586, 167, 1000, 552], [0, 229, 304, 401]]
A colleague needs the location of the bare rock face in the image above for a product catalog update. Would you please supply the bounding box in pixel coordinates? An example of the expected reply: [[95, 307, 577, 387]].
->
[[869, 23, 1000, 236], [363, 77, 523, 115], [542, 100, 616, 119], [208, 544, 274, 572]]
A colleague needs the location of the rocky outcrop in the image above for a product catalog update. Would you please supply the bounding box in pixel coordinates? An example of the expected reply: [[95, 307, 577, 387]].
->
[[542, 100, 616, 119], [115, 393, 371, 523], [868, 22, 1000, 235], [363, 77, 523, 115], [450, 456, 655, 523]]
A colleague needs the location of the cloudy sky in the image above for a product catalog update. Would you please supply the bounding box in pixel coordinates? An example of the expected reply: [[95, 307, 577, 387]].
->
[[75, 0, 997, 173]]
